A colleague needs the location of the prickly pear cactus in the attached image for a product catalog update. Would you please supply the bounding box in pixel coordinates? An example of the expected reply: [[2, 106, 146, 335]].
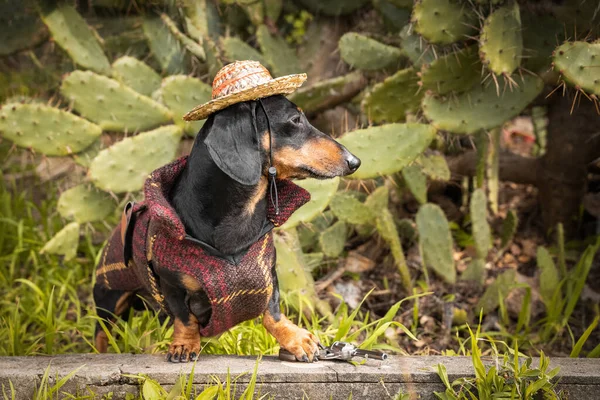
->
[[461, 258, 485, 286], [297, 0, 370, 16], [203, 37, 224, 79], [365, 186, 389, 212], [72, 139, 103, 168], [337, 124, 436, 179], [41, 5, 111, 75], [89, 125, 183, 193], [289, 72, 366, 114], [470, 189, 491, 259], [160, 75, 212, 135], [0, 0, 47, 56], [412, 0, 477, 45], [402, 164, 427, 204], [479, 2, 523, 76], [416, 154, 450, 181], [416, 203, 455, 284], [329, 193, 374, 225], [182, 0, 222, 41], [142, 17, 187, 75], [57, 184, 115, 223], [419, 46, 481, 95], [553, 41, 600, 96], [477, 269, 515, 314], [319, 221, 348, 258], [362, 68, 422, 123], [521, 12, 563, 73], [279, 177, 340, 229], [400, 25, 437, 68], [0, 103, 102, 156], [40, 222, 80, 261], [61, 70, 172, 132], [500, 209, 518, 248], [339, 33, 403, 71], [422, 75, 543, 134], [376, 208, 412, 293], [111, 56, 162, 97], [256, 25, 302, 77], [160, 14, 206, 62], [220, 37, 267, 65]]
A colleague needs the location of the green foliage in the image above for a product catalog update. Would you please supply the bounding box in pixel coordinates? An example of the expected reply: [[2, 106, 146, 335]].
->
[[419, 46, 481, 95], [296, 0, 370, 16], [41, 4, 111, 75], [399, 25, 437, 68], [142, 17, 187, 74], [0, 0, 47, 56], [289, 72, 365, 114], [412, 0, 477, 45], [111, 56, 162, 97], [40, 222, 80, 261], [470, 189, 491, 259], [0, 103, 102, 156], [537, 246, 561, 307], [372, 0, 411, 32], [402, 164, 427, 204], [338, 33, 403, 71], [521, 12, 563, 73], [319, 220, 348, 257], [159, 75, 212, 135], [279, 177, 340, 229], [416, 203, 455, 284], [337, 123, 436, 179], [329, 193, 374, 225], [57, 184, 114, 223], [202, 37, 224, 79], [220, 36, 267, 65], [362, 68, 422, 123], [61, 70, 173, 132], [182, 0, 222, 41], [416, 154, 450, 181], [160, 13, 206, 61], [376, 208, 412, 293], [553, 41, 600, 96], [479, 2, 523, 76], [89, 125, 182, 193], [422, 75, 544, 134], [256, 25, 302, 77], [500, 209, 518, 249], [477, 269, 515, 314], [462, 258, 486, 286]]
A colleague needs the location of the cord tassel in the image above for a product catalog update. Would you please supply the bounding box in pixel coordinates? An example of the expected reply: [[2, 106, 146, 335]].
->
[[269, 167, 279, 215]]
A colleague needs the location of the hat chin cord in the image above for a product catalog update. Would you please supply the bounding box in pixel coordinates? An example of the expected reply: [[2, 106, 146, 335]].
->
[[258, 99, 279, 216]]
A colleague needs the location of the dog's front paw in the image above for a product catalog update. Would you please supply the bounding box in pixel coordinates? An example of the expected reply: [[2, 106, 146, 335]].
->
[[167, 340, 201, 363], [279, 327, 321, 362]]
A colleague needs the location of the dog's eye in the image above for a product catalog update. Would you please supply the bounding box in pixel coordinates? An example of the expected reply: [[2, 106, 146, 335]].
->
[[291, 115, 302, 125]]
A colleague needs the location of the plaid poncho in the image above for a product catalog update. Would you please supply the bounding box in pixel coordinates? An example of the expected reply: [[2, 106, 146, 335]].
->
[[95, 157, 310, 337]]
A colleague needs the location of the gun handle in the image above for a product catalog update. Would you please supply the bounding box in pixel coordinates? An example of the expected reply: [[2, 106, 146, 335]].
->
[[353, 349, 388, 360]]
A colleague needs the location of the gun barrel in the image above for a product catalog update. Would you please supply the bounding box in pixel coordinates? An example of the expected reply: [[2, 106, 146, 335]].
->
[[354, 349, 388, 360]]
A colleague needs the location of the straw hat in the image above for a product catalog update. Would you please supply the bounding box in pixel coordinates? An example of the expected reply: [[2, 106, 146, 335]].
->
[[183, 60, 307, 121]]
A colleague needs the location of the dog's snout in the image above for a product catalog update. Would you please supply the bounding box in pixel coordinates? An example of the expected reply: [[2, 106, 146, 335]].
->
[[346, 153, 361, 173]]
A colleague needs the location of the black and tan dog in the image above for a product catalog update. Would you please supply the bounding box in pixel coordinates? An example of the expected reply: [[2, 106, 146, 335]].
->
[[93, 94, 360, 363]]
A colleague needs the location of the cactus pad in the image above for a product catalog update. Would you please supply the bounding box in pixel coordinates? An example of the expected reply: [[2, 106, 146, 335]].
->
[[40, 222, 80, 261], [289, 72, 366, 114], [160, 13, 206, 62], [461, 258, 485, 286], [182, 0, 222, 41], [0, 103, 102, 156], [319, 221, 348, 258], [521, 12, 563, 73], [112, 56, 162, 97], [412, 0, 477, 45], [41, 5, 111, 75], [500, 209, 518, 248], [220, 37, 267, 65], [470, 188, 491, 259], [89, 125, 183, 193], [160, 75, 212, 136], [329, 193, 374, 225], [57, 184, 115, 223], [362, 68, 423, 123], [142, 17, 187, 75], [256, 25, 302, 77], [61, 70, 172, 132], [416, 154, 450, 181], [337, 123, 436, 179], [419, 46, 481, 95], [422, 75, 543, 134], [479, 2, 523, 76], [365, 186, 389, 212], [402, 164, 427, 204], [339, 33, 403, 71], [0, 0, 47, 56], [279, 177, 340, 229], [297, 0, 370, 16], [377, 208, 412, 293], [400, 25, 437, 69], [416, 203, 455, 284], [553, 41, 600, 96]]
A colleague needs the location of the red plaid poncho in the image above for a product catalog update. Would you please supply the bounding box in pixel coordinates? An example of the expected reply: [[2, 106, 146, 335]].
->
[[95, 157, 310, 337]]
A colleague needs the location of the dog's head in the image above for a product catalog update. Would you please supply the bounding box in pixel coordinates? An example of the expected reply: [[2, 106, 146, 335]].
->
[[201, 95, 360, 185]]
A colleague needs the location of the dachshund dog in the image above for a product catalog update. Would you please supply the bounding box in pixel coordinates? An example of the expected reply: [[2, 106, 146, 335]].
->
[[93, 94, 360, 362]]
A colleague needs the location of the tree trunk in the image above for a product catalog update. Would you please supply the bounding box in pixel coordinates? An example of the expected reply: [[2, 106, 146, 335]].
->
[[539, 94, 600, 237]]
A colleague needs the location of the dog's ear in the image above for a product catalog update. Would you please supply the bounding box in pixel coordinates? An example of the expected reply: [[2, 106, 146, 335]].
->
[[204, 102, 262, 185]]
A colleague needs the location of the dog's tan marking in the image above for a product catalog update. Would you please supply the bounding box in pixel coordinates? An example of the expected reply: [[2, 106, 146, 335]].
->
[[182, 274, 202, 291], [244, 177, 268, 215], [168, 315, 201, 362], [114, 291, 133, 316], [95, 331, 108, 353], [274, 138, 344, 179], [263, 309, 320, 361]]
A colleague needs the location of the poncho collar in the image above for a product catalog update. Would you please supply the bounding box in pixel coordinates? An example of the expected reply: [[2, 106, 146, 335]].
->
[[142, 156, 311, 254]]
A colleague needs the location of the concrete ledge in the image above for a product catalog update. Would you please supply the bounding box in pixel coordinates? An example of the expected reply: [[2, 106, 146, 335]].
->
[[1, 354, 599, 399]]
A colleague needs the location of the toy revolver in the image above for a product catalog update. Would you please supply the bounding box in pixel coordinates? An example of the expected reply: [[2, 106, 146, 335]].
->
[[279, 341, 388, 362]]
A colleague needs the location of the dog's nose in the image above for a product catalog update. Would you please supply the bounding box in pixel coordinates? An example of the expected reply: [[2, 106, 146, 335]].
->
[[346, 154, 361, 172]]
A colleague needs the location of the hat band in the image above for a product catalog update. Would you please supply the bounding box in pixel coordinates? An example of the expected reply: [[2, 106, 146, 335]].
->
[[212, 70, 271, 99]]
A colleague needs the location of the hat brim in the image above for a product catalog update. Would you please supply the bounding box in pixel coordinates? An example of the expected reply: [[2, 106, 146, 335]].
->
[[183, 73, 307, 121]]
